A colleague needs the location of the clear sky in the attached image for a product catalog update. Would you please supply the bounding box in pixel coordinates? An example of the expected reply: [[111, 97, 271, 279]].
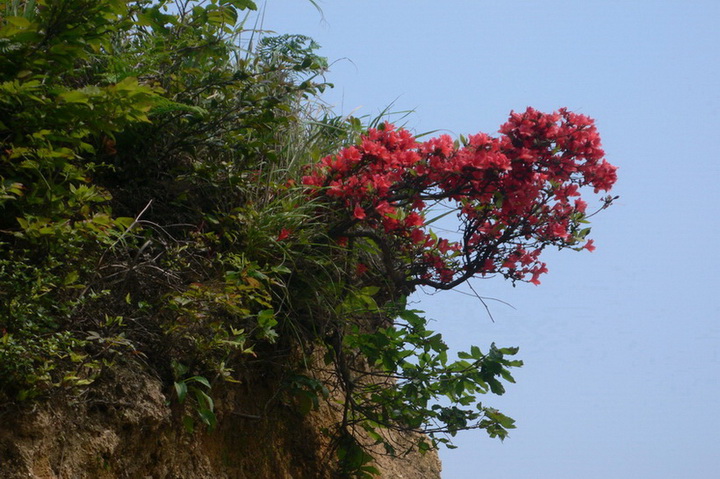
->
[[257, 1, 720, 477]]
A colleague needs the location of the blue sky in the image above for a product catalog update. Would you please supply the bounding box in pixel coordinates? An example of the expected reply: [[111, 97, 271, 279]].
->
[[258, 1, 720, 477]]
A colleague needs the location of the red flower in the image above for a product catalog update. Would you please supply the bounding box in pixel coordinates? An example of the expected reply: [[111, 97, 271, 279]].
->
[[410, 228, 426, 244], [375, 201, 396, 217], [277, 228, 292, 241], [404, 212, 424, 227], [302, 108, 615, 288], [353, 204, 366, 220]]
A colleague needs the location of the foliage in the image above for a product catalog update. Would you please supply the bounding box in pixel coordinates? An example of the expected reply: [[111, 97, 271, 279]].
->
[[172, 360, 217, 432], [345, 301, 521, 441], [0, 0, 323, 400], [297, 108, 616, 476], [325, 294, 522, 476], [0, 1, 617, 477]]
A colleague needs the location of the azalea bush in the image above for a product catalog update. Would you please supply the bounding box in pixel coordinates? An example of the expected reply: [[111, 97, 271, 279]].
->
[[299, 110, 617, 475], [302, 109, 617, 291]]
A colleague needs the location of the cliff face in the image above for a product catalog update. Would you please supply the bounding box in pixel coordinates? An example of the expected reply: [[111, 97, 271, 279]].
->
[[0, 367, 441, 479]]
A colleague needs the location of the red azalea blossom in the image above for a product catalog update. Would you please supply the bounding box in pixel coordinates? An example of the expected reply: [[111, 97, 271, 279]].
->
[[404, 212, 424, 227], [375, 201, 396, 217], [353, 204, 366, 220], [302, 108, 617, 289], [277, 228, 292, 241], [410, 228, 426, 245]]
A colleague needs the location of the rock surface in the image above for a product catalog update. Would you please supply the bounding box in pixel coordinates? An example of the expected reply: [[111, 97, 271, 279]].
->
[[0, 368, 441, 478]]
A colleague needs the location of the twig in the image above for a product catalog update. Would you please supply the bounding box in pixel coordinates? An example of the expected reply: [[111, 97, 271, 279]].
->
[[467, 281, 494, 323], [109, 199, 154, 249], [231, 411, 263, 420]]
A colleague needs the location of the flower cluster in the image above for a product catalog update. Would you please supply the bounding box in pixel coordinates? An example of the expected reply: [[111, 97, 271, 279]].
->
[[303, 108, 617, 289]]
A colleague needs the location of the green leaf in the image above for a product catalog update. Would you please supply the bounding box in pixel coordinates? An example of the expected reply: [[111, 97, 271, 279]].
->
[[271, 265, 291, 274], [182, 416, 195, 434], [198, 409, 217, 429], [222, 0, 257, 11], [57, 90, 89, 104], [296, 393, 314, 415], [174, 381, 188, 402], [194, 389, 214, 412], [187, 375, 211, 389], [257, 309, 276, 326], [63, 271, 79, 285], [4, 16, 32, 28]]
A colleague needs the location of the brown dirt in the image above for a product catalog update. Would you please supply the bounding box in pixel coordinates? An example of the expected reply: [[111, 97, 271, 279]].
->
[[0, 366, 441, 478]]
